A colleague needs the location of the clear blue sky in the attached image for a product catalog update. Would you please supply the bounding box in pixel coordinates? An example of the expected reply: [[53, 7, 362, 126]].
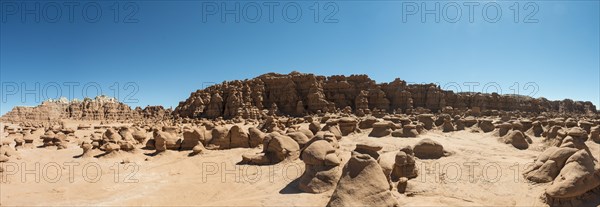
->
[[1, 1, 599, 115]]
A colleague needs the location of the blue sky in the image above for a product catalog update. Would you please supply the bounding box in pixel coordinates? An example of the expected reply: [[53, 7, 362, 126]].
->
[[1, 1, 599, 115]]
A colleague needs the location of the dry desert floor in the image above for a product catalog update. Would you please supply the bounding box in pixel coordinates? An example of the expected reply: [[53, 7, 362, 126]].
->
[[1, 121, 599, 206]]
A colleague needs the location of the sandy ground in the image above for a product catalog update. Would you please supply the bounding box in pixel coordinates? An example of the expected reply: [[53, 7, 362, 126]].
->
[[1, 121, 599, 206]]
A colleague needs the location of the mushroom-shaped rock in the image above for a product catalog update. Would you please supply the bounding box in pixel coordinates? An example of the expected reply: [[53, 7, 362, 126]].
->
[[101, 142, 121, 153], [338, 117, 359, 136], [132, 130, 148, 144], [547, 125, 563, 139], [287, 132, 310, 148], [22, 131, 35, 148], [417, 114, 434, 130], [265, 134, 300, 163], [54, 132, 68, 149], [590, 126, 600, 143], [524, 146, 578, 183], [0, 142, 18, 161], [181, 127, 204, 150], [545, 150, 600, 199], [520, 119, 533, 131], [564, 118, 578, 128], [209, 126, 230, 149], [454, 116, 465, 131], [497, 122, 513, 137], [79, 141, 94, 158], [413, 138, 445, 159], [14, 135, 24, 149], [311, 131, 340, 149], [463, 116, 478, 127], [40, 131, 56, 147], [298, 140, 343, 193], [523, 137, 600, 204], [297, 128, 315, 140], [531, 121, 544, 137], [309, 121, 321, 135], [229, 125, 250, 148], [479, 119, 495, 133], [512, 122, 524, 132], [441, 118, 454, 132], [391, 151, 418, 181], [578, 121, 593, 134], [103, 128, 122, 143], [118, 140, 136, 151], [118, 127, 135, 143], [191, 141, 206, 156], [358, 117, 378, 129], [567, 127, 588, 141], [393, 124, 419, 138], [321, 120, 342, 140], [369, 122, 392, 137], [248, 127, 266, 148], [502, 130, 531, 150], [152, 132, 166, 152], [327, 152, 399, 207], [354, 142, 383, 159]]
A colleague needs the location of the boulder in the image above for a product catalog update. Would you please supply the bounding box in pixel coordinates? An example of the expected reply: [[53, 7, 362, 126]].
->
[[322, 119, 343, 140], [209, 125, 230, 149], [462, 116, 478, 127], [287, 132, 310, 148], [327, 152, 399, 207], [479, 119, 495, 133], [131, 130, 148, 144], [358, 117, 378, 129], [441, 118, 454, 132], [248, 127, 266, 148], [265, 134, 300, 163], [590, 126, 600, 143], [103, 128, 122, 142], [531, 121, 544, 137], [579, 121, 593, 133], [502, 130, 531, 150], [369, 122, 392, 137], [524, 146, 578, 183], [391, 151, 418, 181], [544, 150, 600, 199], [497, 122, 512, 137], [153, 129, 181, 152], [309, 121, 321, 135], [338, 117, 359, 136], [413, 138, 445, 159], [298, 140, 343, 193], [229, 125, 250, 148], [181, 127, 204, 150], [191, 141, 206, 155], [354, 142, 383, 159], [417, 114, 434, 130]]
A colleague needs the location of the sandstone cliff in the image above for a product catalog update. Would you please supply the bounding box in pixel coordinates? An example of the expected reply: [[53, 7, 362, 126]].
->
[[174, 72, 597, 119], [1, 96, 171, 122]]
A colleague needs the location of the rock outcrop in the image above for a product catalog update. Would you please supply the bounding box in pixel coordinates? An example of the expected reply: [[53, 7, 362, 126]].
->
[[298, 139, 343, 193], [241, 133, 300, 165], [174, 72, 597, 119], [413, 138, 446, 159], [326, 152, 399, 207], [1, 96, 172, 122], [524, 128, 600, 205]]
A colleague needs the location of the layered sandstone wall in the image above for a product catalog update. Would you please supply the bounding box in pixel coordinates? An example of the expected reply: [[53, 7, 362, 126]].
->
[[174, 72, 597, 119], [1, 96, 172, 122]]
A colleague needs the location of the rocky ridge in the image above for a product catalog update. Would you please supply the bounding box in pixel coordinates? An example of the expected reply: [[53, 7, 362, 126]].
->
[[1, 95, 172, 122], [174, 72, 597, 119]]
